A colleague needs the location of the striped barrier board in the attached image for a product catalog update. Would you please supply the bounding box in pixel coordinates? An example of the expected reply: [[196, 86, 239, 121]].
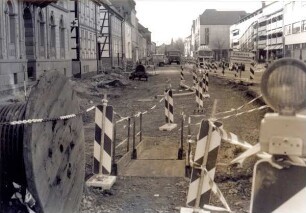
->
[[86, 104, 116, 190], [187, 120, 223, 208], [181, 70, 185, 82], [250, 62, 255, 81], [250, 160, 306, 213], [159, 89, 177, 131], [195, 82, 201, 108], [93, 105, 114, 174], [193, 72, 198, 87]]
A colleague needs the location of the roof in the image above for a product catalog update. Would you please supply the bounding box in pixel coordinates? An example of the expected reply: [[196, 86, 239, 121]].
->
[[200, 9, 247, 25]]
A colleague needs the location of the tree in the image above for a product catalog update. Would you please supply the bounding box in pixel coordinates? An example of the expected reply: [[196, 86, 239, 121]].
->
[[173, 38, 185, 55]]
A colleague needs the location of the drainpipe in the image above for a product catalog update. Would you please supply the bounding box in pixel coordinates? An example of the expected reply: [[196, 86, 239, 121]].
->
[[95, 4, 99, 73], [109, 13, 113, 68], [121, 19, 124, 67]]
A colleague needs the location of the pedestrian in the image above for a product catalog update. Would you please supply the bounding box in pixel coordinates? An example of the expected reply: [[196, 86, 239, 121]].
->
[[222, 61, 225, 76]]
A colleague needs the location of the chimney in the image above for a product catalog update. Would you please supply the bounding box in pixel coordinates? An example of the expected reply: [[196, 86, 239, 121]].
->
[[262, 1, 266, 8]]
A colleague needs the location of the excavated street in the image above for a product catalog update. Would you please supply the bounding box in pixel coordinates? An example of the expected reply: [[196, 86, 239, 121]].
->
[[75, 64, 270, 213]]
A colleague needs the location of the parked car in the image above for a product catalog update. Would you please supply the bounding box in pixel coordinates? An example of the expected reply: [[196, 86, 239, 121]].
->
[[129, 64, 148, 81]]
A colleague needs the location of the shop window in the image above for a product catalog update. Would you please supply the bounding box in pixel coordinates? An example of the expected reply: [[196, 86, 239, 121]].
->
[[293, 44, 300, 49]]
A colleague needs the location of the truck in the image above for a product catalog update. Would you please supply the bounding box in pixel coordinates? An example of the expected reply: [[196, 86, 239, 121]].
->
[[152, 54, 167, 67], [196, 46, 214, 66], [165, 50, 181, 65]]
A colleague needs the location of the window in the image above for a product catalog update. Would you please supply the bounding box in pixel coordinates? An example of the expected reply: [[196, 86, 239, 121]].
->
[[302, 20, 306, 31], [233, 30, 239, 36], [39, 14, 45, 46], [50, 15, 56, 58], [277, 32, 283, 38], [293, 44, 300, 49], [285, 25, 292, 35], [259, 35, 267, 41], [293, 22, 301, 34], [14, 73, 17, 84], [259, 21, 266, 27], [302, 43, 306, 49], [233, 41, 239, 46], [6, 1, 16, 45], [204, 28, 209, 45], [59, 18, 65, 58]]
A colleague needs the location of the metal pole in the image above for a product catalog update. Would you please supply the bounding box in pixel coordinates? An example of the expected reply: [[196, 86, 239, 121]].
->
[[127, 117, 130, 152], [23, 65, 27, 101], [167, 89, 170, 124], [99, 94, 108, 175], [186, 116, 192, 177], [194, 100, 218, 208], [140, 113, 143, 142], [111, 122, 117, 175], [132, 117, 137, 159]]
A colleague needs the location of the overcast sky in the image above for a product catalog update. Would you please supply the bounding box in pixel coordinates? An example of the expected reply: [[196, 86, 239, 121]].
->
[[135, 0, 264, 45]]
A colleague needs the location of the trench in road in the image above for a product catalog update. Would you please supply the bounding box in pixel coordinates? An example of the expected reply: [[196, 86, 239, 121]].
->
[[81, 65, 269, 213]]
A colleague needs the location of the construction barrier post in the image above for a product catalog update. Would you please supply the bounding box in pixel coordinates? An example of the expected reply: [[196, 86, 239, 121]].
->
[[250, 61, 255, 81], [86, 94, 116, 190], [178, 114, 184, 160], [140, 113, 143, 142], [111, 123, 117, 176], [185, 116, 192, 178], [132, 117, 137, 159], [159, 89, 177, 131], [127, 117, 131, 152]]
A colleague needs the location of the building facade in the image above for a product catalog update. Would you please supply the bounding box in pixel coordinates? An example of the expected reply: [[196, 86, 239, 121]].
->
[[230, 2, 284, 62], [0, 0, 71, 93], [193, 9, 247, 61], [69, 0, 102, 77], [284, 1, 306, 61], [184, 35, 191, 57]]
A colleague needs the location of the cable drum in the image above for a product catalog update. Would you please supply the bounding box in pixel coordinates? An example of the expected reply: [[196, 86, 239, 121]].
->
[[0, 71, 85, 213], [0, 103, 27, 204]]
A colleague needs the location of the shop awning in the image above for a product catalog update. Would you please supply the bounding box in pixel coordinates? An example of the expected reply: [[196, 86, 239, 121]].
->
[[264, 44, 283, 50]]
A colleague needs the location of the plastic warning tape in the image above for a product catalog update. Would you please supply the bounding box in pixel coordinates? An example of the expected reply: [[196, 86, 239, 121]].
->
[[93, 105, 114, 175], [215, 105, 270, 121], [115, 96, 164, 124], [215, 95, 263, 116], [209, 121, 253, 150]]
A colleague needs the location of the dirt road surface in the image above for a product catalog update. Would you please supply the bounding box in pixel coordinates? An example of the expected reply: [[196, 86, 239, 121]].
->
[[74, 64, 270, 213]]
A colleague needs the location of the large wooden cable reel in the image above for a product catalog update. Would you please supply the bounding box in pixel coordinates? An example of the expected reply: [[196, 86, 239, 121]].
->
[[0, 71, 85, 213]]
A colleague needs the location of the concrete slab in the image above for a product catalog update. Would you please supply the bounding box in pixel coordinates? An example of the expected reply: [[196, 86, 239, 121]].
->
[[86, 175, 116, 190], [123, 159, 185, 177], [159, 123, 177, 131]]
